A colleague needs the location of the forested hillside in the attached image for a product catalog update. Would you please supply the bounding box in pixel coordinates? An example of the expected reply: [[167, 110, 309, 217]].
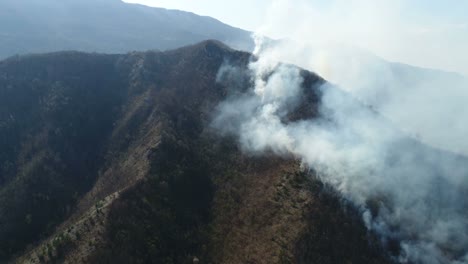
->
[[0, 41, 392, 263]]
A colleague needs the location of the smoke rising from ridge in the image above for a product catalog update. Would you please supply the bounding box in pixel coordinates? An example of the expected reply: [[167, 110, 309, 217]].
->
[[212, 1, 468, 263], [254, 0, 468, 157]]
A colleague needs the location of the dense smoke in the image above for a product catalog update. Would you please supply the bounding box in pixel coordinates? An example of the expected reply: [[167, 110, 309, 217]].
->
[[253, 0, 468, 157], [212, 2, 468, 262]]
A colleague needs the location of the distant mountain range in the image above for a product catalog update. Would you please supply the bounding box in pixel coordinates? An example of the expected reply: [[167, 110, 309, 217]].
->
[[0, 0, 253, 59]]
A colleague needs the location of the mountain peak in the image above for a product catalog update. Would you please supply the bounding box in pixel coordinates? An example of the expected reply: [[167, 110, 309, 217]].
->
[[183, 39, 235, 56]]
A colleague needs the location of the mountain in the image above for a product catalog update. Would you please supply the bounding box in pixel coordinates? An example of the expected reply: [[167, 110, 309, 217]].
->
[[0, 0, 253, 59], [0, 40, 392, 263]]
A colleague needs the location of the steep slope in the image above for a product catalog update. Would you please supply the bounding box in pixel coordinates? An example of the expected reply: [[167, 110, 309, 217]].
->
[[0, 51, 128, 260], [1, 41, 392, 263], [0, 0, 253, 59]]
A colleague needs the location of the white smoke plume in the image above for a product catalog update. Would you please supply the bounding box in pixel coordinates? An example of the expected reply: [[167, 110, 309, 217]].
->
[[212, 1, 468, 263], [253, 0, 468, 157]]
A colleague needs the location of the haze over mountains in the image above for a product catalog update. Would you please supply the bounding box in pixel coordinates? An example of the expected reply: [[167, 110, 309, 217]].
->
[[0, 0, 253, 58]]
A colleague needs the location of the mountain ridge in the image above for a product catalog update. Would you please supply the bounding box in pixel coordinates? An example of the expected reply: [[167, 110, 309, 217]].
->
[[0, 0, 253, 60]]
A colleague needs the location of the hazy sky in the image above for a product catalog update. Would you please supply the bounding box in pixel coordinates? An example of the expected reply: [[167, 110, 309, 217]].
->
[[122, 0, 468, 75]]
